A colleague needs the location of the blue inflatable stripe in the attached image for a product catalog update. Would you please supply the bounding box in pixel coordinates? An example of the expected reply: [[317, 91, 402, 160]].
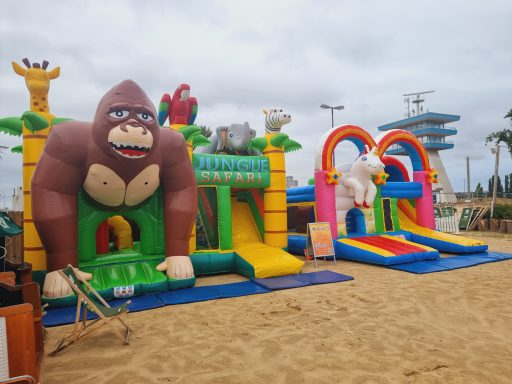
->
[[286, 185, 315, 196], [381, 182, 423, 198], [288, 234, 307, 255], [287, 194, 315, 203]]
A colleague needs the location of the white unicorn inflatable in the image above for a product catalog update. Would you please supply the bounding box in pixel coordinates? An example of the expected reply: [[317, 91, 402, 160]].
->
[[340, 145, 385, 208]]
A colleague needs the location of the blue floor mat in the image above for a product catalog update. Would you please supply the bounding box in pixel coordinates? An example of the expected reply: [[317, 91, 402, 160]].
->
[[110, 294, 165, 312], [157, 285, 222, 305], [43, 271, 353, 327], [251, 270, 353, 290], [213, 281, 270, 298], [387, 251, 512, 274]]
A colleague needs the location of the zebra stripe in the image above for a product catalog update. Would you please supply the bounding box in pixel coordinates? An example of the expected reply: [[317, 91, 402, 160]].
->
[[264, 108, 292, 134]]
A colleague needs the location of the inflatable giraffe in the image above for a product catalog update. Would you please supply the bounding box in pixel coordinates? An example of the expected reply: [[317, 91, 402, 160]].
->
[[12, 58, 60, 271]]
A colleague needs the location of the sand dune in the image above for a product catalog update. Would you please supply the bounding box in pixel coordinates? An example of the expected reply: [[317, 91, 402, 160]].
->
[[42, 232, 512, 384]]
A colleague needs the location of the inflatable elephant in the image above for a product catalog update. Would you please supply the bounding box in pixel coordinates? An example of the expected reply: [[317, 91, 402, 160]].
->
[[196, 122, 257, 155]]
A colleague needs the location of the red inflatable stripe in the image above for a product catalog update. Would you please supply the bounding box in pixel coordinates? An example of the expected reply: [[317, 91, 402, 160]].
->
[[351, 236, 427, 255]]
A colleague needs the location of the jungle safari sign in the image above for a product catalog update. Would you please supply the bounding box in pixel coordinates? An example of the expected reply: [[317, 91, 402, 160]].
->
[[193, 153, 271, 188], [306, 222, 336, 267]]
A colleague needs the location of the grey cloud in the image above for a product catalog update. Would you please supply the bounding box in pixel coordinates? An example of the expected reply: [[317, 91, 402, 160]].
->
[[1, 0, 511, 196]]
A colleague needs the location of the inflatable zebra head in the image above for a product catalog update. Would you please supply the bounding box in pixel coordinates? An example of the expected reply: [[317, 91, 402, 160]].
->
[[263, 108, 291, 134]]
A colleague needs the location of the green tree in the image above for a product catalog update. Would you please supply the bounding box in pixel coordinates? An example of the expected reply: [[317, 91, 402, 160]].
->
[[497, 175, 504, 197], [475, 182, 484, 198], [488, 177, 493, 194], [485, 109, 512, 155], [489, 175, 504, 197], [505, 174, 510, 195]]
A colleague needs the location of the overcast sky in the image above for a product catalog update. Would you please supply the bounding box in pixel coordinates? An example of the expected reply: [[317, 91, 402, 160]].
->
[[1, 0, 511, 208]]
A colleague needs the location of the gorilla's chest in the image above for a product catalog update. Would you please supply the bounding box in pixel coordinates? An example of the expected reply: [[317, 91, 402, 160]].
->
[[83, 163, 160, 207]]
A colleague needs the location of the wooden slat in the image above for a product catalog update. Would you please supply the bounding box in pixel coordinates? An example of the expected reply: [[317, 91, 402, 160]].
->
[[0, 304, 37, 381], [6, 212, 23, 266]]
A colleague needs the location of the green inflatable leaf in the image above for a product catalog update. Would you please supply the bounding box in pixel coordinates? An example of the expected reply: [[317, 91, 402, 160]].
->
[[10, 145, 22, 154], [51, 117, 74, 126], [192, 134, 211, 147], [269, 133, 289, 147], [0, 117, 22, 137], [179, 125, 201, 141], [283, 139, 302, 153], [248, 137, 268, 152], [21, 111, 48, 133]]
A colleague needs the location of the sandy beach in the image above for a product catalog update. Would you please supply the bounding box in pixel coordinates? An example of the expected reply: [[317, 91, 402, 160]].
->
[[41, 232, 512, 384]]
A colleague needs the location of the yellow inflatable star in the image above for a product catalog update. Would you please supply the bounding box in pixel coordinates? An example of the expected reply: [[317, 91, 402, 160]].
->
[[324, 167, 342, 185], [373, 171, 389, 185], [427, 168, 439, 184]]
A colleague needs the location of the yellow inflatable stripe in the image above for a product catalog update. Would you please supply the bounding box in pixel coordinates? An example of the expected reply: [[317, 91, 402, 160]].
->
[[337, 238, 396, 257], [380, 234, 437, 252], [232, 201, 303, 277], [24, 249, 46, 270], [235, 243, 303, 278], [398, 210, 486, 247], [398, 199, 417, 222]]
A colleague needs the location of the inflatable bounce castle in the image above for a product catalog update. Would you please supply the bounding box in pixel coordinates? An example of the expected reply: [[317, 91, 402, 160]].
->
[[0, 57, 497, 309], [0, 58, 303, 307], [287, 125, 488, 264]]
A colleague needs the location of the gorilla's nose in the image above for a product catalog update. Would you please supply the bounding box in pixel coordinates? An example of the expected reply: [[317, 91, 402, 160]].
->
[[121, 119, 147, 134]]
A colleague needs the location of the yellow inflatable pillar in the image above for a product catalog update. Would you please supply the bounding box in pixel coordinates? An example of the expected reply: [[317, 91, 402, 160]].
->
[[12, 58, 60, 271], [107, 215, 133, 250], [263, 138, 288, 248]]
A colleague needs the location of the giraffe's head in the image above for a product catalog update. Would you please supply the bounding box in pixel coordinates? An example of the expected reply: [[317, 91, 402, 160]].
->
[[12, 58, 60, 112]]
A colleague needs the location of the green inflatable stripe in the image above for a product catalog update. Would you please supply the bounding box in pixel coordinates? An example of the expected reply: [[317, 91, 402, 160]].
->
[[77, 188, 164, 264], [233, 253, 256, 278], [217, 186, 232, 250], [191, 252, 235, 275]]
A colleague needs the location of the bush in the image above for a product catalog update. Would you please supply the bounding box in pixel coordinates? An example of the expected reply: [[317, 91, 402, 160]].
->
[[486, 204, 512, 219]]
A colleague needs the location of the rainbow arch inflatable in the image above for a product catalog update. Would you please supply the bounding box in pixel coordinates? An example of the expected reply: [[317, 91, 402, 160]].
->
[[289, 124, 487, 266]]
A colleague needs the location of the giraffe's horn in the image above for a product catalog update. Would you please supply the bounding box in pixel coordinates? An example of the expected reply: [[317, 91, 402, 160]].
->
[[42, 60, 49, 70], [22, 58, 31, 68], [32, 63, 41, 68]]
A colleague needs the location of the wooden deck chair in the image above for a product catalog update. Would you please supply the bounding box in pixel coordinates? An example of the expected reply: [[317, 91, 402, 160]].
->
[[48, 265, 132, 356]]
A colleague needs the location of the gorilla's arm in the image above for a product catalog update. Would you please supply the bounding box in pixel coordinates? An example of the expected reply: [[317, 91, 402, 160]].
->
[[161, 130, 198, 257], [31, 122, 90, 271]]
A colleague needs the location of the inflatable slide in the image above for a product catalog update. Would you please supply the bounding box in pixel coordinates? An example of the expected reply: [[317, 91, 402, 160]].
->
[[232, 201, 303, 278]]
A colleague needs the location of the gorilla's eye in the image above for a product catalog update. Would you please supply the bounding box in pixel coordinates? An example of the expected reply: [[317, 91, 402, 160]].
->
[[229, 132, 234, 137], [109, 110, 129, 119], [137, 112, 154, 122]]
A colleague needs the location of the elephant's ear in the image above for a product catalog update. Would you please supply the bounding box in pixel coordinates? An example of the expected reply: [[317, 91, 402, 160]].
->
[[250, 128, 257, 139], [216, 126, 229, 151]]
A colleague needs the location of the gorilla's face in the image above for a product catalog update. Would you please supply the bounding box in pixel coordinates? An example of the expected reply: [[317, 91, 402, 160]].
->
[[106, 104, 154, 159], [94, 80, 159, 159]]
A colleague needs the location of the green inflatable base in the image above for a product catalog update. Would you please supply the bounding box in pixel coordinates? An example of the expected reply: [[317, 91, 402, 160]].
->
[[39, 250, 249, 308], [43, 259, 196, 308]]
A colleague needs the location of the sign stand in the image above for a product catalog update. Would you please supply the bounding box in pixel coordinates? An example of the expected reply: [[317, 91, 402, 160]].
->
[[305, 222, 336, 267]]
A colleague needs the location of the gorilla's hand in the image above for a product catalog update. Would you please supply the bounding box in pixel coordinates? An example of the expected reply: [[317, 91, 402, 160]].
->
[[43, 269, 93, 298], [156, 256, 194, 279]]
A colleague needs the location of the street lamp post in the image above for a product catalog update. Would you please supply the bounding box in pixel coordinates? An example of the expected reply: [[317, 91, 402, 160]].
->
[[320, 104, 344, 127], [490, 143, 501, 219]]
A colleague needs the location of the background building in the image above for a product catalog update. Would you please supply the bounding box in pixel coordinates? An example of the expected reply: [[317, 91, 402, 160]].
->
[[378, 92, 459, 203]]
